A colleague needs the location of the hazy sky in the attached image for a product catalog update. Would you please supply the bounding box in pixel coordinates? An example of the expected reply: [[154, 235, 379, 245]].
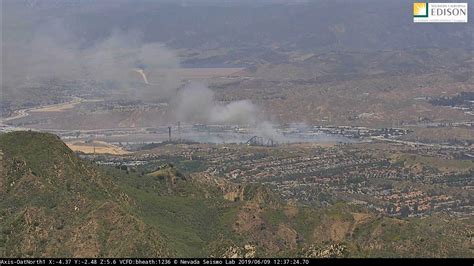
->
[[2, 0, 472, 90]]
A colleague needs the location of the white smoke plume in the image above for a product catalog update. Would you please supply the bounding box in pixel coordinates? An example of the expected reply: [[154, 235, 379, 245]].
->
[[3, 14, 282, 136], [254, 121, 283, 140], [3, 24, 180, 101], [81, 30, 180, 99], [175, 82, 283, 140], [175, 83, 259, 125]]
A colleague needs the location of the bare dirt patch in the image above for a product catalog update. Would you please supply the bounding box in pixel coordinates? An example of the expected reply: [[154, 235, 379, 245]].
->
[[65, 140, 129, 155], [352, 212, 372, 226]]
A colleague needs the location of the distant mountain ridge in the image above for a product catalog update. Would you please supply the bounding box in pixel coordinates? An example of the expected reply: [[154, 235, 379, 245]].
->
[[4, 0, 473, 52]]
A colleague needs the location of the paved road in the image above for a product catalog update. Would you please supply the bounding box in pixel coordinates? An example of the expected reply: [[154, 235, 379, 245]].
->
[[0, 97, 84, 132], [369, 136, 469, 150]]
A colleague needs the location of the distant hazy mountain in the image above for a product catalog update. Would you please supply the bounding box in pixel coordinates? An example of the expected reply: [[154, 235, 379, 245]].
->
[[3, 0, 473, 52]]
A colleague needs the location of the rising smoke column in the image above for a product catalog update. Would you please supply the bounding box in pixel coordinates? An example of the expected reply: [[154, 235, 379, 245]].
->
[[3, 16, 283, 137], [175, 82, 284, 140], [175, 82, 258, 125], [3, 25, 180, 102], [81, 30, 180, 100]]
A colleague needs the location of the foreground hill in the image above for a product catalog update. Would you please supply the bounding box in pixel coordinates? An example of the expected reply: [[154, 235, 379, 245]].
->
[[0, 131, 170, 257], [1, 132, 472, 257]]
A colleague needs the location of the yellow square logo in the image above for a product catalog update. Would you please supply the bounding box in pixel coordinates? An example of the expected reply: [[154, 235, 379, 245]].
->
[[414, 2, 428, 17]]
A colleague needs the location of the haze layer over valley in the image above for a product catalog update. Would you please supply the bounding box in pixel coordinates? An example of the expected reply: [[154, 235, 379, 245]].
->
[[1, 0, 473, 258]]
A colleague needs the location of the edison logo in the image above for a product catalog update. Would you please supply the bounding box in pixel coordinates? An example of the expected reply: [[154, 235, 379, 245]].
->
[[414, 2, 428, 17], [414, 2, 468, 23]]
